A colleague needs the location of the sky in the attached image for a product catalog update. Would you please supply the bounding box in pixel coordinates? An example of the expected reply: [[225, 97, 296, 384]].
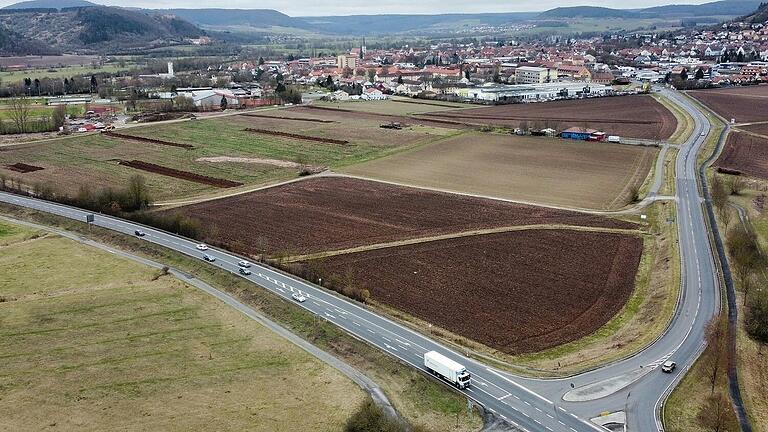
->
[[0, 0, 717, 16]]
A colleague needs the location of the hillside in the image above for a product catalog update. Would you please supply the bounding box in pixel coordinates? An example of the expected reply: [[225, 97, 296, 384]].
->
[[3, 0, 96, 9], [160, 8, 307, 29], [739, 1, 768, 22], [0, 25, 57, 55], [538, 0, 762, 19], [0, 6, 204, 53]]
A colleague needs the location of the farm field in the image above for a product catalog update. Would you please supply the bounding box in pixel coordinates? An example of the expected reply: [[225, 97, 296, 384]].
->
[[415, 94, 678, 140], [341, 132, 657, 210], [0, 219, 364, 431], [297, 229, 644, 354], [0, 63, 134, 83], [0, 112, 453, 201], [167, 176, 637, 256], [313, 97, 471, 115], [688, 85, 768, 124], [282, 105, 472, 130], [714, 131, 768, 179]]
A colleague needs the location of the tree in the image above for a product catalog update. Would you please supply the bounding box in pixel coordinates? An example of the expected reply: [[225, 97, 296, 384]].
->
[[52, 104, 67, 129], [397, 75, 404, 85], [173, 95, 196, 112], [258, 56, 265, 66], [701, 317, 729, 395], [220, 95, 228, 111], [728, 176, 746, 195], [90, 75, 98, 93], [697, 392, 733, 432], [325, 75, 334, 88], [745, 289, 768, 346], [8, 96, 31, 133], [126, 174, 152, 211], [727, 224, 761, 304], [680, 68, 689, 81], [367, 68, 376, 83]]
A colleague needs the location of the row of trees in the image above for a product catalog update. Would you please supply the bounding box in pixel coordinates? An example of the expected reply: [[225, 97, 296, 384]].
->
[[0, 174, 201, 238], [712, 174, 768, 342]]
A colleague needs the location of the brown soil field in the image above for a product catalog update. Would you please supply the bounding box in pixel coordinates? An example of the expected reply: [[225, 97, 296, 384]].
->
[[688, 85, 768, 124], [119, 160, 243, 188], [289, 106, 471, 129], [104, 131, 194, 149], [5, 163, 43, 173], [167, 176, 635, 256], [714, 131, 768, 180], [244, 128, 349, 144], [416, 95, 677, 139], [341, 132, 657, 210], [299, 229, 643, 354]]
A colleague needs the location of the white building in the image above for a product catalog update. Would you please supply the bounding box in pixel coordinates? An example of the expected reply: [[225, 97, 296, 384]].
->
[[463, 82, 611, 102], [515, 66, 558, 84]]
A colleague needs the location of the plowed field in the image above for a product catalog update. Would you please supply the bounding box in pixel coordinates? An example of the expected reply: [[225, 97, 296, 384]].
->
[[341, 133, 657, 210], [168, 176, 636, 256], [299, 229, 643, 354], [688, 85, 768, 124], [714, 131, 768, 180], [416, 94, 677, 139]]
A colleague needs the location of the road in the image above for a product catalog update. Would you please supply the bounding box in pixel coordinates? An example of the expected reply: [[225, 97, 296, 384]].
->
[[0, 88, 722, 432]]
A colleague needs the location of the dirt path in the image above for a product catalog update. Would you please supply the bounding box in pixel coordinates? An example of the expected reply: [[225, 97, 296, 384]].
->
[[283, 223, 643, 263]]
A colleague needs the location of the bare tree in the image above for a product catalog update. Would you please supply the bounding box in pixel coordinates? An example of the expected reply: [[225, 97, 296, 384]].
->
[[701, 317, 729, 395], [697, 392, 733, 432], [8, 96, 31, 134]]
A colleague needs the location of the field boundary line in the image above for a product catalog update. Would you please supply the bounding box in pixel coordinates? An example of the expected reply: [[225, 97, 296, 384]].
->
[[283, 224, 644, 263]]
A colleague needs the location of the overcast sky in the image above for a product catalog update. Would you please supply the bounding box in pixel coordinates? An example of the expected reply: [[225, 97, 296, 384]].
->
[[0, 0, 716, 16]]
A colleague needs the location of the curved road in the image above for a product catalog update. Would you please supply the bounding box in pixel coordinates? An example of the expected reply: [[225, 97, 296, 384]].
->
[[0, 88, 720, 431]]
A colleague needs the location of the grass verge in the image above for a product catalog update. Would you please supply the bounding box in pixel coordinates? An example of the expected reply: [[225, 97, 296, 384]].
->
[[0, 219, 365, 431]]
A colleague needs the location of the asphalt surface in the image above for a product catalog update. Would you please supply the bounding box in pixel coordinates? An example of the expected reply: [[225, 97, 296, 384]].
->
[[0, 88, 721, 432]]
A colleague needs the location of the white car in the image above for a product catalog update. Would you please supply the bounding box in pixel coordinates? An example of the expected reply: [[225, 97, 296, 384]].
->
[[292, 293, 307, 303], [196, 244, 209, 251], [238, 260, 251, 268], [203, 254, 216, 262], [661, 360, 676, 373]]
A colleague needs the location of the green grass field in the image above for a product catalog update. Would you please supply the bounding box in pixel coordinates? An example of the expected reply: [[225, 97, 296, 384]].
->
[[0, 113, 454, 202], [0, 219, 364, 431], [0, 64, 136, 83]]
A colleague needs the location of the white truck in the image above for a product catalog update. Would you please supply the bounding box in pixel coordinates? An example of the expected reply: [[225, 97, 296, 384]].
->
[[424, 351, 471, 389], [607, 135, 622, 143]]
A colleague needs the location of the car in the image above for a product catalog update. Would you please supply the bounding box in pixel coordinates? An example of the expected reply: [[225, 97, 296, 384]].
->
[[661, 360, 676, 373], [238, 260, 251, 268], [196, 244, 209, 251], [203, 254, 216, 262], [134, 230, 146, 237], [292, 293, 307, 303], [239, 267, 252, 275]]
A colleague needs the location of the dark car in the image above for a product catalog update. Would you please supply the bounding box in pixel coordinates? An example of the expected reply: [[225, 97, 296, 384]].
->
[[134, 230, 146, 237]]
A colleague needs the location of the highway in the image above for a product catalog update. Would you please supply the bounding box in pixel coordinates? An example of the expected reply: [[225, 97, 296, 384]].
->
[[0, 88, 722, 431]]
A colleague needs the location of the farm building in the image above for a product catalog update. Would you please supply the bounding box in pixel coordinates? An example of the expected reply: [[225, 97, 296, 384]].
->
[[560, 127, 606, 141]]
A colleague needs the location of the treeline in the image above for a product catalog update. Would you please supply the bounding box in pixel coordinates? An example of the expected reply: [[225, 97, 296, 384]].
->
[[712, 174, 768, 345], [0, 174, 201, 238], [270, 260, 372, 304]]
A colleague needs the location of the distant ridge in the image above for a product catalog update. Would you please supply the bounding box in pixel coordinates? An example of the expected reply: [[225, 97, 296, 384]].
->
[[538, 0, 763, 18], [3, 0, 97, 10]]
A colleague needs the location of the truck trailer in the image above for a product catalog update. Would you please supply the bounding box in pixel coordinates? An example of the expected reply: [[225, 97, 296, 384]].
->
[[424, 351, 471, 389]]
